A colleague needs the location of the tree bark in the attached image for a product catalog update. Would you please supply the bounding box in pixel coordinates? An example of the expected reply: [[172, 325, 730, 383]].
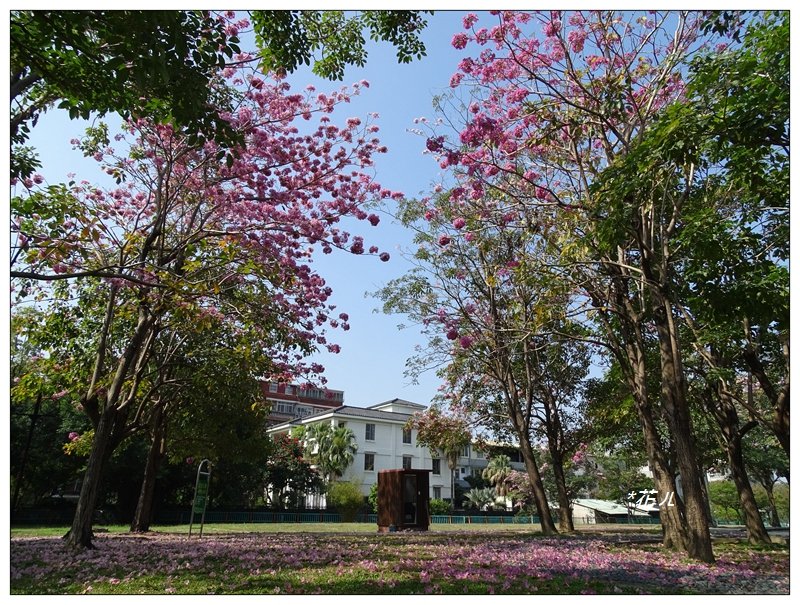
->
[[131, 405, 167, 532], [13, 392, 42, 512], [762, 481, 782, 528], [727, 440, 771, 545], [703, 384, 771, 546], [64, 307, 155, 549], [602, 285, 689, 553], [548, 444, 575, 532], [650, 298, 714, 562], [517, 436, 558, 535], [63, 407, 116, 549]]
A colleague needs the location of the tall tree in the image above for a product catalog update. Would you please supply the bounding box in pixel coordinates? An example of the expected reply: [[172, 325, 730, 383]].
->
[[413, 10, 772, 562], [10, 10, 242, 180], [405, 407, 472, 513], [742, 425, 789, 529], [11, 58, 398, 549], [10, 10, 433, 180], [306, 423, 359, 484], [129, 314, 273, 532], [482, 454, 513, 499]]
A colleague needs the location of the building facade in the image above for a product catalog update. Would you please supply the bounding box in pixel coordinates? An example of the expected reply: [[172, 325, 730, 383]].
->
[[266, 398, 525, 504], [260, 381, 344, 426]]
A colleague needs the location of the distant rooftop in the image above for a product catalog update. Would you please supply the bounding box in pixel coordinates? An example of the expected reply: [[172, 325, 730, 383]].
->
[[266, 401, 425, 432]]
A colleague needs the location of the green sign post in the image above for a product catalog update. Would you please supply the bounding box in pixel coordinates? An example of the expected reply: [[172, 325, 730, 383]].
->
[[189, 459, 211, 537]]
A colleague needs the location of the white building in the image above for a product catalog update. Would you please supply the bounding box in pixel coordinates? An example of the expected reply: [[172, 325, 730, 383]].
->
[[266, 398, 521, 503]]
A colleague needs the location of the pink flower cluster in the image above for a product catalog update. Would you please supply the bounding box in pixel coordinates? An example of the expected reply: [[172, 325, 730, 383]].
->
[[9, 531, 789, 595]]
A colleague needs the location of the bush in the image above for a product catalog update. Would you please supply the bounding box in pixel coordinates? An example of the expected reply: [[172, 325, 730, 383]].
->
[[429, 498, 450, 515], [368, 482, 378, 513], [327, 480, 365, 522]]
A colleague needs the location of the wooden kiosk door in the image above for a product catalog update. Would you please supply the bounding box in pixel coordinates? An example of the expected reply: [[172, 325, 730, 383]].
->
[[403, 473, 417, 525]]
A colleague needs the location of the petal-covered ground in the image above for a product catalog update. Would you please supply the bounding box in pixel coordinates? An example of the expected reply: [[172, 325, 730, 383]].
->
[[9, 530, 789, 595]]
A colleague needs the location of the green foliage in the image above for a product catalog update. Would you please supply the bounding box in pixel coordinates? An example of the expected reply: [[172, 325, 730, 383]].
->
[[10, 10, 242, 179], [368, 482, 379, 514], [708, 480, 744, 523], [482, 455, 513, 497], [264, 434, 322, 510], [406, 408, 471, 470], [306, 423, 359, 484], [464, 487, 497, 511], [429, 498, 451, 515], [251, 10, 431, 80], [326, 480, 365, 522]]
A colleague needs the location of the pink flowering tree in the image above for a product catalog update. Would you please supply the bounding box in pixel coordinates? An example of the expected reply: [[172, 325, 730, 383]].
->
[[405, 407, 472, 512], [404, 10, 754, 562], [380, 188, 597, 533], [10, 56, 400, 548]]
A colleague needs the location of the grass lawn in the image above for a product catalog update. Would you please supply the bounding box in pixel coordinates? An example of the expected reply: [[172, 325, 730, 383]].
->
[[9, 524, 789, 595]]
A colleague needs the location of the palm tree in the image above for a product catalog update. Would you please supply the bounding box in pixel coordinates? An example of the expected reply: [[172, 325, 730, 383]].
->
[[483, 454, 513, 498], [327, 425, 358, 481], [307, 422, 358, 484], [464, 487, 496, 511]]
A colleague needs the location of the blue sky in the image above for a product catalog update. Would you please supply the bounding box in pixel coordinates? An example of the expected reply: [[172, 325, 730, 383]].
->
[[19, 10, 475, 408]]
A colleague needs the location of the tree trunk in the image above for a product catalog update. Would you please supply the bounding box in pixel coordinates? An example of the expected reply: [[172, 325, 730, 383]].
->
[[651, 298, 714, 563], [548, 446, 575, 532], [727, 441, 771, 545], [131, 405, 167, 532], [634, 388, 688, 552], [763, 481, 782, 528], [13, 391, 42, 512], [742, 334, 790, 459], [705, 386, 771, 545], [450, 466, 457, 512], [518, 437, 558, 535], [63, 407, 116, 549], [619, 320, 689, 552]]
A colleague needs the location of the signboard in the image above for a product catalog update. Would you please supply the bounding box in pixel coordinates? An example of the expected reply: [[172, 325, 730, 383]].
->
[[189, 459, 211, 537], [192, 475, 209, 513]]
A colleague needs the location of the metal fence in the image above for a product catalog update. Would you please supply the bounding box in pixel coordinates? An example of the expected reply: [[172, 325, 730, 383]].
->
[[13, 507, 773, 527]]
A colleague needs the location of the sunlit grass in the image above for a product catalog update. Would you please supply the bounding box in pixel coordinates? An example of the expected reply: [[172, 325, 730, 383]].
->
[[10, 525, 788, 595]]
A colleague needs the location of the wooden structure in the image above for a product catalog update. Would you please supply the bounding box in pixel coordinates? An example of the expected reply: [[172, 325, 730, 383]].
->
[[377, 469, 431, 532]]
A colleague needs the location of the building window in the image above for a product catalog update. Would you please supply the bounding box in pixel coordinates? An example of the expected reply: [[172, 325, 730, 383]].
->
[[275, 402, 294, 414], [339, 421, 347, 428], [364, 453, 375, 472], [461, 445, 470, 457], [402, 428, 412, 444], [432, 458, 441, 476], [433, 487, 442, 500], [365, 423, 375, 441], [402, 455, 412, 470]]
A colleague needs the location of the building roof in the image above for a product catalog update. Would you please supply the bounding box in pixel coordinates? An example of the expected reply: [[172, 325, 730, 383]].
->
[[573, 499, 631, 515], [266, 404, 416, 433], [368, 398, 427, 411]]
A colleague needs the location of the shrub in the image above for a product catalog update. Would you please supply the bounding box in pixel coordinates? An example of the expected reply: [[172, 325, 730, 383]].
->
[[368, 482, 378, 513], [327, 480, 365, 522], [429, 498, 450, 515]]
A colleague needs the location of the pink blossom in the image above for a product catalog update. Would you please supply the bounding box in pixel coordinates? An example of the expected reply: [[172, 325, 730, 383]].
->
[[452, 33, 469, 49]]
